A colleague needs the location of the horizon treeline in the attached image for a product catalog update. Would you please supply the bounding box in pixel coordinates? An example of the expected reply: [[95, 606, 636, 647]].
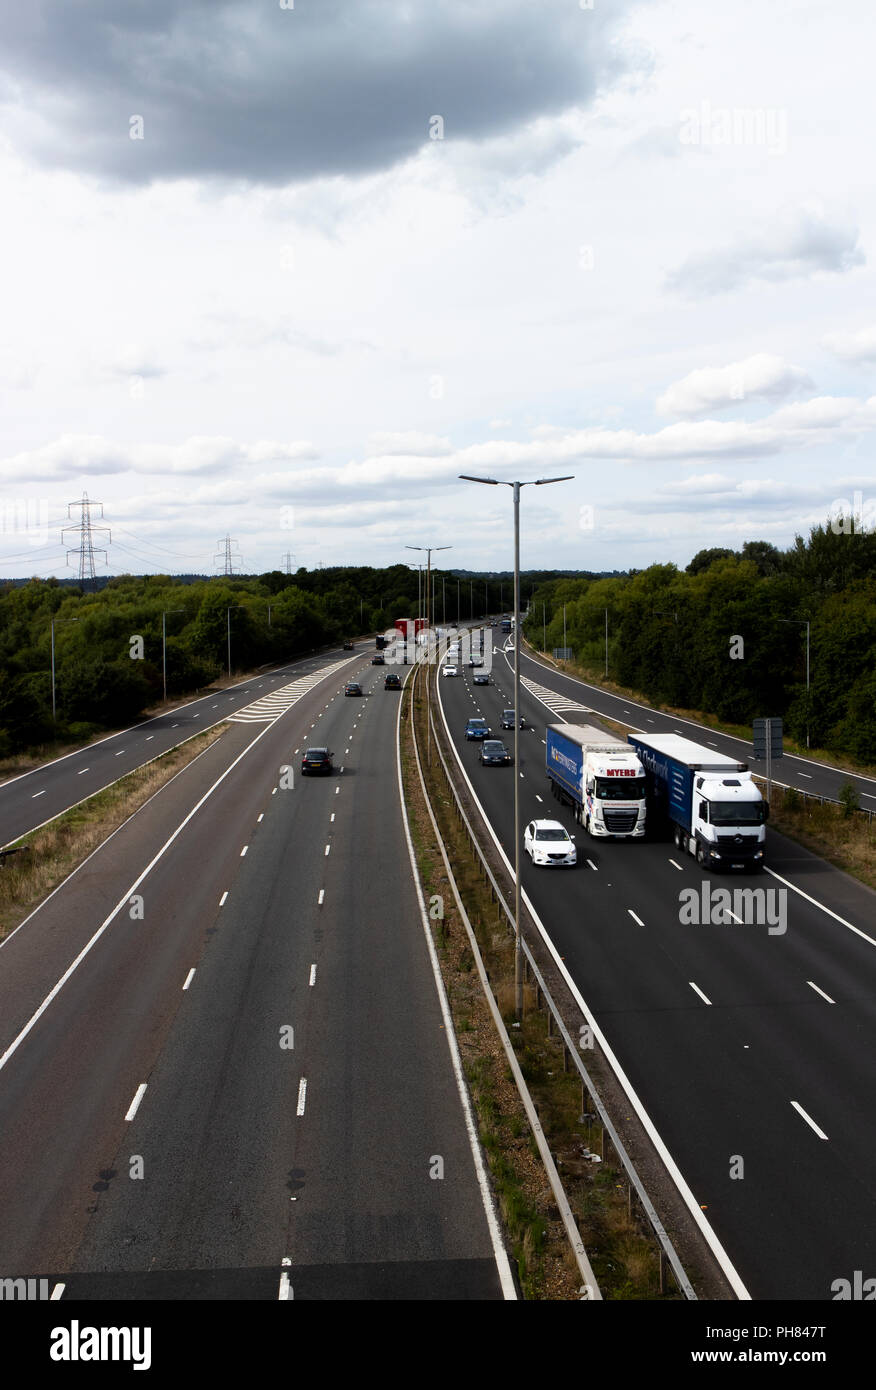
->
[[524, 527, 876, 763], [0, 562, 551, 754]]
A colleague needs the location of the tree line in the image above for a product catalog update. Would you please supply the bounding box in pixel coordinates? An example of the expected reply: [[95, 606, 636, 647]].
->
[[524, 527, 876, 764]]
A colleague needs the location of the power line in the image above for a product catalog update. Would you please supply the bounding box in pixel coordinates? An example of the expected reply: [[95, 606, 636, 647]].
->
[[62, 492, 111, 590], [214, 534, 241, 576]]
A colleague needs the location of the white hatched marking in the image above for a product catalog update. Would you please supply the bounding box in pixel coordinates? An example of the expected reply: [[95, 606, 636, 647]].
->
[[521, 676, 592, 717], [228, 658, 354, 723]]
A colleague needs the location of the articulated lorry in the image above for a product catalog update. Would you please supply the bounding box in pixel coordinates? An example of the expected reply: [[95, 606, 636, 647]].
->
[[545, 723, 647, 838], [627, 732, 767, 871]]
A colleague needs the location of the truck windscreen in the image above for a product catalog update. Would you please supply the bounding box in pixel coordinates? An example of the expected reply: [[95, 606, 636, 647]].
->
[[709, 802, 767, 825], [595, 778, 647, 800]]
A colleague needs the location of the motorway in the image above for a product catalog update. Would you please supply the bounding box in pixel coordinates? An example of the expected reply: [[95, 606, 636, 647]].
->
[[515, 640, 876, 807], [437, 642, 876, 1299], [0, 644, 371, 848], [0, 644, 512, 1300]]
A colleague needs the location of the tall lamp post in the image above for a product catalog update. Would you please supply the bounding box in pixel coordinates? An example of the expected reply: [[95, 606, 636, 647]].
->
[[227, 606, 245, 679], [162, 609, 185, 703], [778, 616, 811, 748], [50, 617, 79, 722], [406, 544, 451, 765], [460, 473, 573, 1018]]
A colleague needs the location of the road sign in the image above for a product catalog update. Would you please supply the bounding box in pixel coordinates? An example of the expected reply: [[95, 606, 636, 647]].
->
[[753, 717, 783, 759], [554, 648, 574, 660]]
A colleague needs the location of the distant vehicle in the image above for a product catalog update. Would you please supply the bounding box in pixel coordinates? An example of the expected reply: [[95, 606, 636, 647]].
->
[[479, 739, 512, 766], [627, 732, 767, 871], [442, 663, 459, 677], [301, 747, 333, 776], [524, 819, 576, 866], [490, 620, 497, 627], [469, 656, 483, 667], [501, 709, 524, 729], [343, 640, 355, 650], [473, 672, 490, 686], [465, 718, 491, 741], [376, 635, 388, 649], [371, 653, 385, 665], [344, 681, 363, 696], [384, 672, 401, 689], [500, 618, 512, 633]]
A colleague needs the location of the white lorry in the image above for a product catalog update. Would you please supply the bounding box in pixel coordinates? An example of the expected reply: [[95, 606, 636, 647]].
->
[[545, 723, 647, 838]]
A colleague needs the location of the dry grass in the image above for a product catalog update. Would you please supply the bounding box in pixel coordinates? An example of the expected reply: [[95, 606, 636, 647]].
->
[[767, 785, 876, 890], [0, 726, 226, 941]]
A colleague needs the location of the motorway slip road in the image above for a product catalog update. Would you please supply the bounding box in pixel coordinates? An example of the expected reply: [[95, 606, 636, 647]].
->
[[440, 655, 876, 1300], [0, 652, 512, 1300]]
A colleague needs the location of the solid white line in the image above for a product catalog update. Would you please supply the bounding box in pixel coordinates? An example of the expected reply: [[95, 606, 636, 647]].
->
[[764, 867, 876, 948], [0, 721, 280, 1076], [436, 670, 750, 1299], [791, 1101, 828, 1140], [689, 981, 712, 1005], [309, 964, 317, 985], [396, 668, 517, 1300], [125, 1084, 147, 1121], [183, 968, 196, 990], [628, 910, 645, 926], [807, 981, 835, 1003], [296, 1078, 307, 1115]]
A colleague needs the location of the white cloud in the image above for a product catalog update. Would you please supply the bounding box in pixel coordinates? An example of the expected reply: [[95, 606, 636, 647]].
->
[[823, 325, 876, 364], [657, 354, 813, 417]]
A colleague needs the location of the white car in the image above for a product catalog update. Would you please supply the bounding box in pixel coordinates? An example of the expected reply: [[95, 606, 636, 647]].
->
[[524, 819, 576, 867], [442, 663, 460, 677]]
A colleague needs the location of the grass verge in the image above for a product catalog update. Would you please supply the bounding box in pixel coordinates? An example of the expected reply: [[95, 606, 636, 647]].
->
[[0, 725, 227, 942]]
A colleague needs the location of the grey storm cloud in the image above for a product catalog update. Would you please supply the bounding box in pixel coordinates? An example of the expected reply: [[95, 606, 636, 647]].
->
[[0, 0, 629, 186]]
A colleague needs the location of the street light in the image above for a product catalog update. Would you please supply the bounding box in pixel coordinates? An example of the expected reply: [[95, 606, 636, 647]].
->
[[227, 606, 245, 679], [778, 617, 811, 748], [50, 617, 79, 722], [162, 609, 185, 703], [406, 544, 451, 765], [460, 472, 574, 1019]]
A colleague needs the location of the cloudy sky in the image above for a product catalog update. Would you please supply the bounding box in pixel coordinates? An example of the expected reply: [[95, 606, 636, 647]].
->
[[1, 0, 875, 580]]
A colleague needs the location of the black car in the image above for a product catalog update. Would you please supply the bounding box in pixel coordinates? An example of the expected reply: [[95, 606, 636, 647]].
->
[[465, 718, 491, 741], [301, 747, 333, 775], [473, 672, 490, 685], [344, 681, 362, 696], [501, 709, 525, 729], [479, 739, 512, 765], [343, 640, 354, 650], [384, 672, 401, 689], [371, 653, 385, 665]]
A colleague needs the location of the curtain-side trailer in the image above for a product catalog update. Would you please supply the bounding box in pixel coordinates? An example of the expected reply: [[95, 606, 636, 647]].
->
[[545, 723, 647, 838]]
